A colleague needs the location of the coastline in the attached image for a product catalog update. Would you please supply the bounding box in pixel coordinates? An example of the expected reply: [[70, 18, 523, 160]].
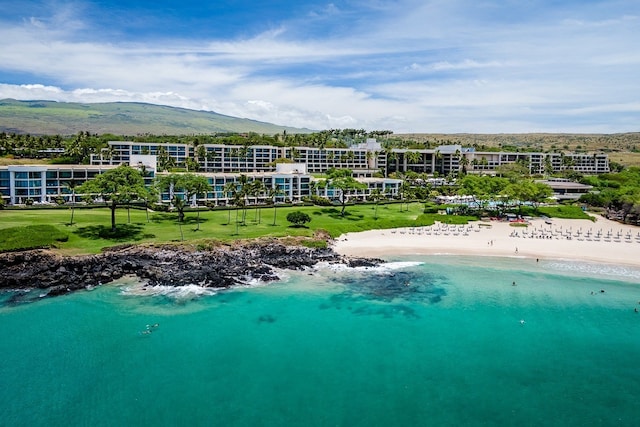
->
[[0, 241, 379, 299], [332, 214, 640, 268]]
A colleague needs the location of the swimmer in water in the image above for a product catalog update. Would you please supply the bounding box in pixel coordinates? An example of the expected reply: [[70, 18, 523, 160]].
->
[[520, 319, 526, 325]]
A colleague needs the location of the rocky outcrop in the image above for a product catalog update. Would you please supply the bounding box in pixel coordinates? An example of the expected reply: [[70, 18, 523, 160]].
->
[[0, 242, 381, 297]]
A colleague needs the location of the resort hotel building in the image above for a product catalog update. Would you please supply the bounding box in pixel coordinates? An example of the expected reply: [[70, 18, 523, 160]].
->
[[90, 139, 610, 176], [0, 139, 609, 206], [0, 160, 402, 206]]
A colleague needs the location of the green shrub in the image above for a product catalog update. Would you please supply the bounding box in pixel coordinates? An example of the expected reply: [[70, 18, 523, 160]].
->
[[423, 202, 440, 214], [287, 211, 311, 227], [309, 195, 333, 206], [151, 203, 169, 212]]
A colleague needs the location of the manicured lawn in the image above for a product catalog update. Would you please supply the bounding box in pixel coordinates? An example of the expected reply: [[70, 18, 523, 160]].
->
[[1, 201, 595, 254], [0, 225, 69, 252], [536, 205, 593, 220], [1, 203, 468, 254]]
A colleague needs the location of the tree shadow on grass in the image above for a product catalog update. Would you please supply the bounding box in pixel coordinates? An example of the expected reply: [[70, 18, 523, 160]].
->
[[324, 210, 365, 221], [150, 213, 178, 222], [150, 213, 209, 226], [73, 224, 155, 242], [320, 208, 341, 215]]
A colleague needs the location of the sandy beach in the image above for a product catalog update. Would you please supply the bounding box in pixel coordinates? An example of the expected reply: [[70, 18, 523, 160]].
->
[[333, 215, 640, 267]]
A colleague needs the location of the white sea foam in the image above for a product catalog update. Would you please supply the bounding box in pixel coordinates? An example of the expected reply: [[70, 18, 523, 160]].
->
[[544, 259, 640, 281], [378, 261, 424, 271], [120, 283, 218, 300], [314, 260, 424, 276], [230, 276, 273, 290]]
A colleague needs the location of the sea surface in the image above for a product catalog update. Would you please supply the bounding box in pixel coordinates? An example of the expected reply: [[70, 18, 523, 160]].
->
[[2, 255, 640, 427]]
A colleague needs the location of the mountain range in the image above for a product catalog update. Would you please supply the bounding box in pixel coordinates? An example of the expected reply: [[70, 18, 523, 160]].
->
[[0, 99, 311, 136]]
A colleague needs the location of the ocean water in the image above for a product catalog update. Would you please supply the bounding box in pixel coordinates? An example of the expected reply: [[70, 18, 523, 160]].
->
[[2, 256, 640, 427]]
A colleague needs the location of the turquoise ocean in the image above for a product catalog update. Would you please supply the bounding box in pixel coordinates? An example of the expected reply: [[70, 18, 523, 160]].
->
[[2, 255, 640, 427]]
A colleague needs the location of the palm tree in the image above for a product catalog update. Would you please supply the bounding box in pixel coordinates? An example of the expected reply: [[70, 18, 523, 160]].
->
[[223, 181, 238, 225], [248, 180, 265, 223], [268, 184, 282, 226], [186, 176, 210, 231], [231, 191, 244, 235], [196, 145, 207, 169], [387, 151, 398, 175], [172, 196, 186, 240], [156, 146, 173, 172], [459, 156, 469, 176], [237, 174, 249, 224], [399, 179, 412, 212], [406, 151, 421, 170], [369, 188, 384, 219], [64, 179, 78, 226], [136, 164, 152, 223], [434, 149, 443, 175]]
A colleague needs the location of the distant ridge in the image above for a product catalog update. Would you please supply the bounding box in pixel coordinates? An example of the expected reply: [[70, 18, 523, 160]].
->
[[0, 99, 312, 135]]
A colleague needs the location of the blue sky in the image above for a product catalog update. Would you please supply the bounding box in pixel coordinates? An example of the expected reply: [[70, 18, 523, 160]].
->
[[0, 0, 639, 133]]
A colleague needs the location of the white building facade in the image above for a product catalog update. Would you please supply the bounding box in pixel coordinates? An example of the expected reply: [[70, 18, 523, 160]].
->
[[91, 140, 609, 176]]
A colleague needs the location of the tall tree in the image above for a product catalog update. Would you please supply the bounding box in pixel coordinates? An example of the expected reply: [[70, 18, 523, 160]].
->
[[327, 169, 366, 216], [64, 179, 78, 226], [236, 174, 250, 224], [77, 165, 148, 232], [369, 188, 384, 219], [220, 181, 237, 226], [156, 173, 210, 226], [247, 180, 265, 223], [182, 174, 210, 230], [267, 184, 282, 226]]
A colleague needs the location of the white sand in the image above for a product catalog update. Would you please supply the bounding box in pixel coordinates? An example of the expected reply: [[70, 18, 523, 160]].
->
[[332, 215, 640, 267]]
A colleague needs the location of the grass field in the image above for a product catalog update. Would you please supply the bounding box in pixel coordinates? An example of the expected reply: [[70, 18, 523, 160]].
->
[[0, 224, 69, 252], [1, 203, 473, 254]]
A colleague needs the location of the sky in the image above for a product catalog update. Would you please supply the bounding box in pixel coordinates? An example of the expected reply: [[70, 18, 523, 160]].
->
[[0, 0, 639, 133]]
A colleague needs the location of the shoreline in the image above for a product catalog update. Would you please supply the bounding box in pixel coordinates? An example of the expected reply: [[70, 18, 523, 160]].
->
[[332, 215, 640, 268], [0, 241, 380, 300]]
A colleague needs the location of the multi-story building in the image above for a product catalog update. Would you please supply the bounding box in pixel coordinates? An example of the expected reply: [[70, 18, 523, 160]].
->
[[92, 140, 387, 177], [464, 151, 609, 175], [0, 164, 119, 205], [161, 163, 311, 206], [2, 138, 608, 206], [92, 140, 609, 176]]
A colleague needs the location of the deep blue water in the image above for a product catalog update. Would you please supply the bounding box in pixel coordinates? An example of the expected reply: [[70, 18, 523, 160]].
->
[[1, 256, 640, 426]]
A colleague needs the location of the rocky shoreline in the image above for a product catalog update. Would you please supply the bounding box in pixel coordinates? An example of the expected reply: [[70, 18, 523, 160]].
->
[[0, 241, 381, 298]]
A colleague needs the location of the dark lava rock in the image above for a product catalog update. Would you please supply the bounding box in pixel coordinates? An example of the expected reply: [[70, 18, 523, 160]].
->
[[0, 242, 381, 299]]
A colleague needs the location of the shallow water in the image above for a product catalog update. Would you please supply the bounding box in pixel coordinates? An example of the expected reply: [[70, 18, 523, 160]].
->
[[2, 256, 640, 426]]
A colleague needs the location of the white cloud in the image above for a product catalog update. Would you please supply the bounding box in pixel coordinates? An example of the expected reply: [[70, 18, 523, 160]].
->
[[0, 1, 639, 133]]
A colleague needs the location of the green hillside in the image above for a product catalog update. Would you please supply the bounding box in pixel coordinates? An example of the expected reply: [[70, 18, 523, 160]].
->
[[0, 99, 311, 135]]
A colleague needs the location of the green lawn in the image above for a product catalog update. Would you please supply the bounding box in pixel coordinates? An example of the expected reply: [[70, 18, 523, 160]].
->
[[1, 202, 593, 254], [0, 203, 463, 254], [0, 224, 69, 252]]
